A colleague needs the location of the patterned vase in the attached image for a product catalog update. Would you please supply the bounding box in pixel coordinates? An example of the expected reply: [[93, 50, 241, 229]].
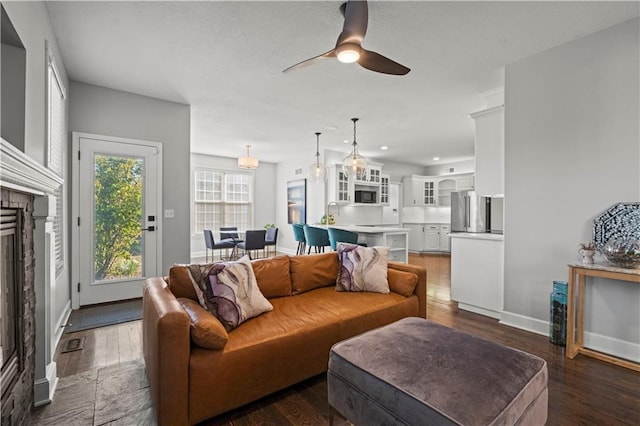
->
[[579, 249, 595, 264]]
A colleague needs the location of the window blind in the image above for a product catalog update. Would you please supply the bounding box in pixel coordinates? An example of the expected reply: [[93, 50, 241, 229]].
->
[[48, 53, 66, 276]]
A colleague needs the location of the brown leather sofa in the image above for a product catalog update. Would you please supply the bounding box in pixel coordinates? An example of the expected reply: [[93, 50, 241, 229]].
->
[[143, 252, 427, 425]]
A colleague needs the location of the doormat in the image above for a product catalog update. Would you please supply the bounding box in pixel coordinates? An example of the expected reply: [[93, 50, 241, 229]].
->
[[61, 336, 85, 353], [65, 299, 142, 333]]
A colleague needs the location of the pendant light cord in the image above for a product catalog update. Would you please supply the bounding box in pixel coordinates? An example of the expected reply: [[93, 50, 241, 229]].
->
[[315, 132, 321, 166], [351, 117, 359, 155]]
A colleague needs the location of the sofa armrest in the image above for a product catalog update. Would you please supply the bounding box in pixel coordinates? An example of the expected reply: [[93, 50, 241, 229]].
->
[[143, 277, 191, 426], [388, 262, 427, 318]]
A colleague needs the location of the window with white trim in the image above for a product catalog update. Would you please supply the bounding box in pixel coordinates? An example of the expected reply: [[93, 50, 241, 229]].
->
[[194, 169, 253, 234], [47, 50, 66, 276]]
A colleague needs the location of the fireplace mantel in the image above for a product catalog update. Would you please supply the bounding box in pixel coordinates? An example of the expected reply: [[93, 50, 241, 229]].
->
[[1, 137, 65, 409], [1, 138, 62, 195]]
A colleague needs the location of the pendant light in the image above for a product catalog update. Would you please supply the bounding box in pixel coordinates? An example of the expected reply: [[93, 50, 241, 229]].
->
[[308, 132, 327, 183], [237, 144, 259, 169], [342, 117, 367, 176]]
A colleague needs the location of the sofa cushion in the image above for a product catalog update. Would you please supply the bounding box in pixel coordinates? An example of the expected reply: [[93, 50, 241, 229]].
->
[[178, 298, 228, 349], [169, 264, 200, 301], [199, 256, 273, 331], [251, 255, 292, 298], [336, 243, 390, 294], [289, 252, 339, 294], [388, 268, 419, 297]]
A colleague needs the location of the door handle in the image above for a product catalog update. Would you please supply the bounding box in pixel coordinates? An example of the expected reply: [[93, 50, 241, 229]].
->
[[142, 226, 155, 232]]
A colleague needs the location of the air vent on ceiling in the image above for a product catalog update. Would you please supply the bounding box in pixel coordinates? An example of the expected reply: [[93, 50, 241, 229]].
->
[[449, 168, 455, 173], [294, 168, 303, 175]]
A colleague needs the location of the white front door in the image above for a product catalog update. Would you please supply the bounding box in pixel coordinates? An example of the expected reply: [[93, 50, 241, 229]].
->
[[73, 133, 162, 306]]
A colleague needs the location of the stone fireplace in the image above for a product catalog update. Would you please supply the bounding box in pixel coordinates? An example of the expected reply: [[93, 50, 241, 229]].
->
[[1, 139, 62, 425], [1, 191, 34, 425]]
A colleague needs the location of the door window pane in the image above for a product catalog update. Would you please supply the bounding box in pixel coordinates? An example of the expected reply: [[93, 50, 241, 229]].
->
[[93, 154, 144, 281]]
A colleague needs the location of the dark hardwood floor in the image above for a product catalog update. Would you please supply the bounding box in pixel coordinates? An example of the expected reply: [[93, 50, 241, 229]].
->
[[54, 253, 640, 425]]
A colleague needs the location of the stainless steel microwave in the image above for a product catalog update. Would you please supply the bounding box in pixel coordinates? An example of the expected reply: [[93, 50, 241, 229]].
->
[[355, 190, 376, 203]]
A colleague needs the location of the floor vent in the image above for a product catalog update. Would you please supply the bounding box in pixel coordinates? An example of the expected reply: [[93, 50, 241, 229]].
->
[[61, 337, 85, 353]]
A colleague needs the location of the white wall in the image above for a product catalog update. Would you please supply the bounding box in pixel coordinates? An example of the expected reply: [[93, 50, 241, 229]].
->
[[69, 82, 191, 273], [3, 0, 72, 405], [504, 18, 639, 358], [275, 151, 326, 254], [190, 153, 276, 257], [424, 159, 474, 176]]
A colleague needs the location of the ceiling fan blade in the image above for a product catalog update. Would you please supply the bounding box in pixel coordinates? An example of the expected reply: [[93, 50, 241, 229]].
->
[[337, 0, 368, 46], [282, 49, 336, 73], [358, 49, 410, 75]]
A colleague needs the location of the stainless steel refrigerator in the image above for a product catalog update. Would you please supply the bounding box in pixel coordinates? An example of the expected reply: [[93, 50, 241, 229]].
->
[[451, 191, 489, 233]]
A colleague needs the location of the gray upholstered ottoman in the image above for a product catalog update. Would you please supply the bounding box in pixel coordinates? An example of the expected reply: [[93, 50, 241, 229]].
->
[[328, 317, 548, 425]]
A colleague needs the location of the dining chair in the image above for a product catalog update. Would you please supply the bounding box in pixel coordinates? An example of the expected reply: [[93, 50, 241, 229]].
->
[[264, 227, 278, 257], [292, 223, 306, 255], [327, 227, 367, 251], [303, 225, 330, 254], [220, 226, 243, 243], [236, 229, 266, 260], [203, 229, 236, 262]]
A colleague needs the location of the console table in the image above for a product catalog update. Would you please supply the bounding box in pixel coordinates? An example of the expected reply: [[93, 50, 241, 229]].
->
[[566, 262, 640, 371]]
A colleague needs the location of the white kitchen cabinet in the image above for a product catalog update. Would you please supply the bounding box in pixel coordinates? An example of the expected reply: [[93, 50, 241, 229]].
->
[[406, 223, 450, 252], [353, 162, 382, 186], [439, 224, 451, 252], [406, 224, 425, 252], [403, 176, 436, 206], [470, 105, 504, 195], [450, 233, 503, 319], [437, 178, 456, 207], [422, 179, 436, 205], [424, 224, 440, 250], [332, 225, 408, 263], [456, 174, 475, 191], [380, 174, 390, 205], [403, 176, 423, 206], [327, 165, 352, 204], [328, 163, 390, 205]]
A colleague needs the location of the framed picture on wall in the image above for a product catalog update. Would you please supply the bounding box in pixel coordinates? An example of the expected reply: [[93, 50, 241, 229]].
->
[[287, 179, 307, 224]]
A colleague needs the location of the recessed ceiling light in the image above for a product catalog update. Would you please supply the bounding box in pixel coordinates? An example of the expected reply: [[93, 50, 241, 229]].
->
[[344, 139, 350, 144], [381, 146, 388, 150], [328, 126, 338, 130], [433, 157, 440, 161]]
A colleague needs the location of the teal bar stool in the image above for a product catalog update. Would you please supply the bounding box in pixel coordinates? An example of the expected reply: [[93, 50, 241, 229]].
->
[[292, 223, 306, 255], [327, 227, 367, 251], [303, 225, 330, 254]]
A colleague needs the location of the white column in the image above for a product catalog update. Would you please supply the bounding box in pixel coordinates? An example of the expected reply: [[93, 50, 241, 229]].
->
[[32, 194, 58, 406]]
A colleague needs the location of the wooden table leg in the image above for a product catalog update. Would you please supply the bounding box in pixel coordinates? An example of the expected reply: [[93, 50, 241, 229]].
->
[[576, 274, 586, 349], [566, 267, 578, 359]]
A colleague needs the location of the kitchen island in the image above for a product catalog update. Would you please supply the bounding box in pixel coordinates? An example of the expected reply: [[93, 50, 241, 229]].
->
[[450, 232, 504, 319], [314, 225, 409, 263]]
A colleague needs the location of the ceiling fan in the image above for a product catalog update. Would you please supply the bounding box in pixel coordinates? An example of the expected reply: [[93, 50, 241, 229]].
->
[[283, 0, 410, 76]]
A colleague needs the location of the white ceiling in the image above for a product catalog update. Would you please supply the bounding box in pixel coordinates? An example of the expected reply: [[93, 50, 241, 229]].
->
[[45, 1, 639, 166]]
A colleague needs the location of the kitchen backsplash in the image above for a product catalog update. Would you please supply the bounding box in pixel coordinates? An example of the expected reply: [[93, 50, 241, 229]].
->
[[329, 205, 383, 225], [403, 206, 451, 223]]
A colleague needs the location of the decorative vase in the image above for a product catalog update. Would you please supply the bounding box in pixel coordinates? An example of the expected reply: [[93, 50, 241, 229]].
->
[[579, 249, 595, 264]]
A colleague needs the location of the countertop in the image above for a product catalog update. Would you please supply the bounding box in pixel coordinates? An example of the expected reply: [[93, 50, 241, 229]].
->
[[568, 262, 640, 275], [312, 224, 409, 234], [448, 232, 504, 241]]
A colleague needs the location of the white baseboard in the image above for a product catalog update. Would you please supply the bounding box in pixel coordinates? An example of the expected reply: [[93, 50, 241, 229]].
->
[[53, 301, 72, 349], [584, 331, 640, 363], [499, 311, 549, 336], [278, 247, 297, 256], [34, 362, 58, 407], [35, 301, 72, 406], [457, 303, 501, 320], [500, 310, 640, 362]]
